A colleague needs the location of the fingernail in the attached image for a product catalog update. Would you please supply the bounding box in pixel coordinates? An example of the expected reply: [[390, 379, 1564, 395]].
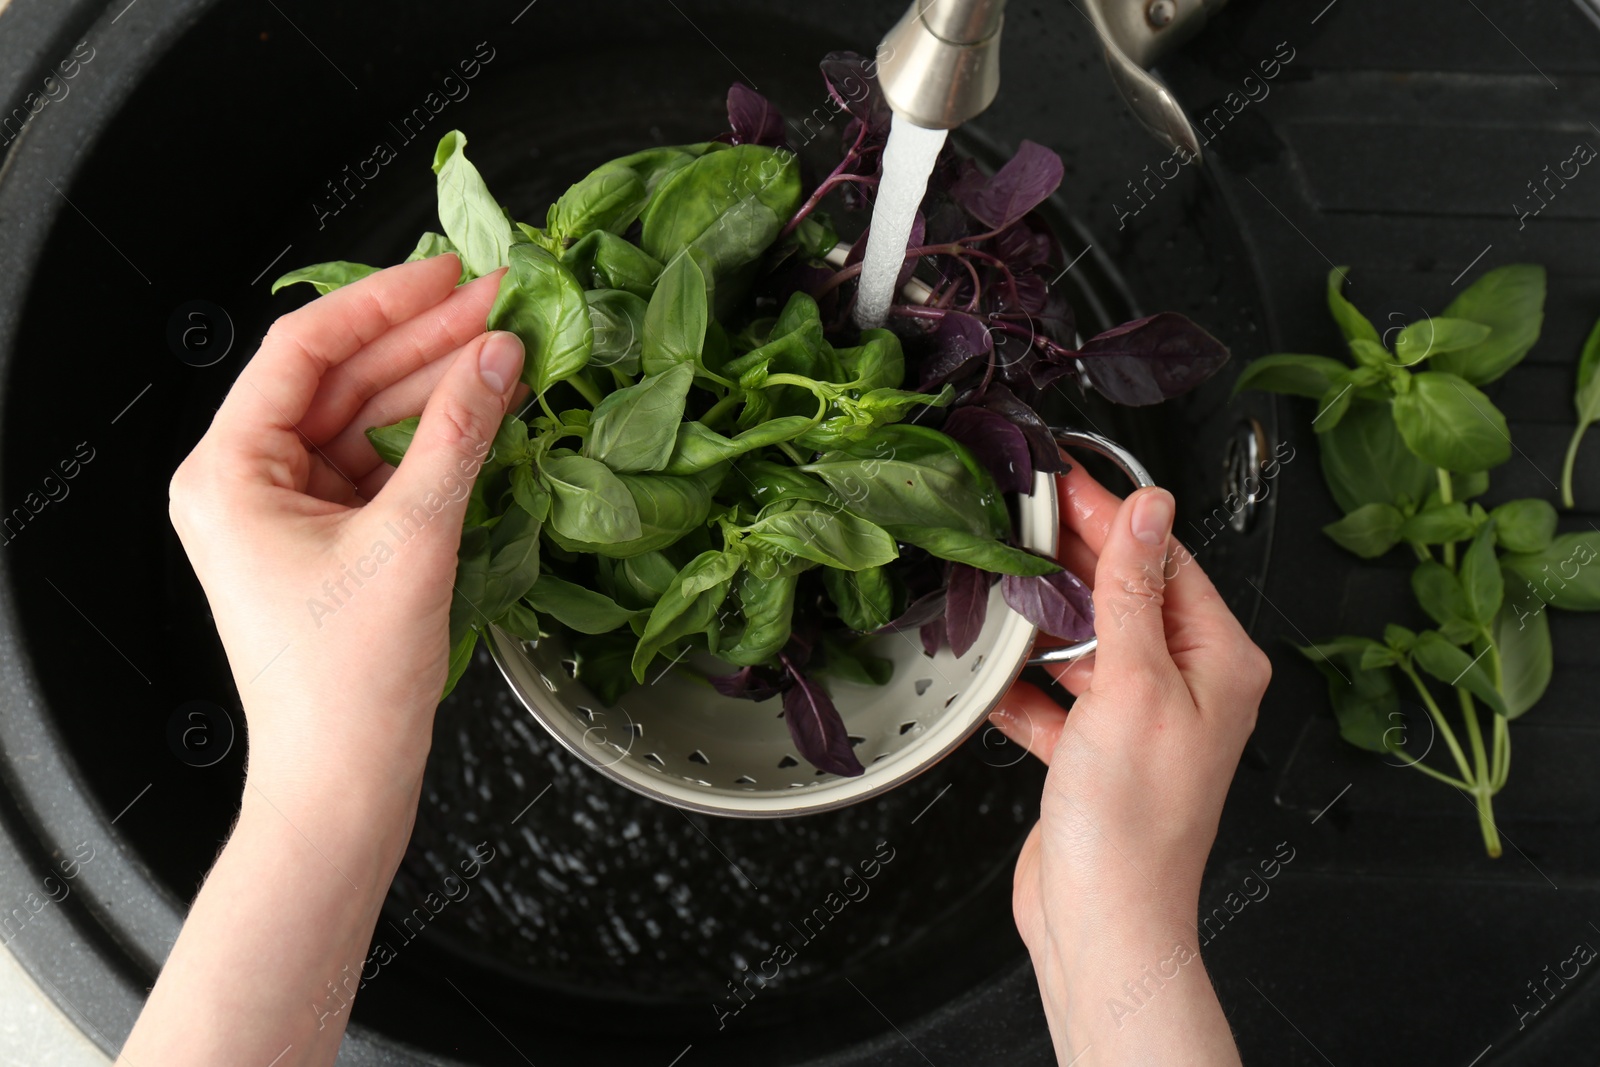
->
[[478, 332, 524, 394], [1132, 488, 1174, 546]]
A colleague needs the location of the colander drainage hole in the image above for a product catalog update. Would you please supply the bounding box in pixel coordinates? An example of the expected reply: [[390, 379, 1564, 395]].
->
[[914, 678, 933, 696], [777, 755, 799, 769], [970, 654, 985, 673], [735, 775, 757, 785], [899, 721, 919, 735], [644, 753, 665, 769], [847, 735, 865, 747], [688, 749, 709, 765], [943, 692, 961, 708], [561, 658, 579, 679], [574, 706, 595, 722]]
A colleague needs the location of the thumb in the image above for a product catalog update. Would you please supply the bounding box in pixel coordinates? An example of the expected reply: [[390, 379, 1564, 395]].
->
[[1089, 486, 1179, 689], [373, 330, 523, 535]]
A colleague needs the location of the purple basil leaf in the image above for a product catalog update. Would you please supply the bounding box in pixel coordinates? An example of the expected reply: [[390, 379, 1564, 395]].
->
[[1076, 312, 1231, 406], [944, 563, 989, 658], [919, 617, 946, 658], [1001, 569, 1095, 642], [726, 83, 788, 148], [1008, 273, 1049, 316], [710, 665, 784, 702], [981, 384, 1068, 474], [873, 587, 948, 634], [992, 334, 1043, 395], [819, 51, 892, 138], [780, 659, 865, 777], [1033, 280, 1078, 343], [954, 141, 1065, 231], [920, 309, 993, 388], [942, 406, 1033, 494], [991, 220, 1055, 272], [1030, 352, 1081, 392]]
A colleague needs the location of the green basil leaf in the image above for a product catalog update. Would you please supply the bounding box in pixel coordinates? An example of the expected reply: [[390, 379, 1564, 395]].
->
[[542, 454, 642, 542], [449, 525, 492, 646], [1491, 598, 1551, 719], [489, 243, 593, 395], [803, 425, 1008, 539], [1390, 372, 1511, 472], [584, 364, 695, 473], [1501, 532, 1600, 611], [496, 601, 543, 641], [1489, 498, 1557, 554], [441, 628, 479, 700], [562, 231, 663, 298], [366, 416, 420, 467], [1433, 264, 1546, 384], [631, 550, 734, 680], [525, 574, 639, 634], [271, 261, 381, 296], [662, 417, 815, 475], [640, 251, 709, 377], [1574, 314, 1600, 427], [1327, 267, 1381, 347], [1383, 624, 1418, 652], [735, 459, 841, 510], [1399, 501, 1478, 546], [1322, 502, 1404, 558], [1447, 469, 1490, 501], [584, 289, 648, 375], [405, 230, 461, 264], [886, 524, 1060, 577], [821, 565, 895, 632], [548, 162, 649, 242], [744, 500, 899, 571], [1412, 559, 1472, 631], [792, 214, 840, 259], [1296, 637, 1397, 753], [619, 551, 680, 606], [571, 631, 642, 704], [718, 570, 799, 666], [544, 468, 721, 559], [639, 144, 802, 283], [1564, 315, 1600, 507], [1411, 630, 1506, 715], [681, 545, 745, 598], [432, 130, 516, 278], [1232, 353, 1352, 399], [1359, 643, 1401, 670], [1392, 317, 1492, 367], [1459, 521, 1503, 626], [815, 633, 893, 687], [1317, 399, 1435, 513], [480, 503, 543, 622], [611, 143, 722, 201], [510, 463, 551, 521], [837, 329, 905, 392], [1344, 340, 1390, 372]]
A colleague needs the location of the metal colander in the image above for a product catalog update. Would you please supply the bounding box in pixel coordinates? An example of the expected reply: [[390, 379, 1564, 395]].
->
[[484, 430, 1152, 817]]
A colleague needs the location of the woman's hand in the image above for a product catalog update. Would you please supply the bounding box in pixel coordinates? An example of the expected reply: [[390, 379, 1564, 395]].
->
[[125, 256, 522, 1067], [168, 254, 521, 808], [992, 464, 1270, 1066]]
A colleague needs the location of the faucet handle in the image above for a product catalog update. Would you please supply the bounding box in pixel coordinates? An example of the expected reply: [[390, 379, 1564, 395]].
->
[[1085, 0, 1228, 160]]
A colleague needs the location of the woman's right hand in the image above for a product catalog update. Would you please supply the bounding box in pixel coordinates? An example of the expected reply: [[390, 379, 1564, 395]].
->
[[991, 464, 1269, 1065]]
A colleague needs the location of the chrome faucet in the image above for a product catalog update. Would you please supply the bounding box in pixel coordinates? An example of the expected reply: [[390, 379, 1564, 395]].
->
[[876, 0, 1226, 158]]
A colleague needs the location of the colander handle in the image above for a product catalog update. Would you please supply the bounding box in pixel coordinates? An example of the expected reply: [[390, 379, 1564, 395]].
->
[[1025, 429, 1157, 667]]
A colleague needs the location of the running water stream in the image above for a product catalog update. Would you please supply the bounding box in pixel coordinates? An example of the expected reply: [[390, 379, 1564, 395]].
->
[[853, 115, 948, 329]]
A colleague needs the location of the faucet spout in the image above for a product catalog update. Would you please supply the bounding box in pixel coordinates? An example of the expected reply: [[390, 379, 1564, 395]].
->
[[875, 0, 1006, 130]]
